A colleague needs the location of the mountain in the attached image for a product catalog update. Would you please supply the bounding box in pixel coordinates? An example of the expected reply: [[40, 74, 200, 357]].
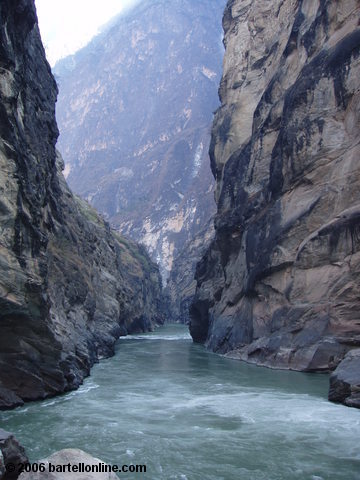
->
[[53, 0, 226, 287], [190, 0, 360, 407], [0, 0, 164, 410]]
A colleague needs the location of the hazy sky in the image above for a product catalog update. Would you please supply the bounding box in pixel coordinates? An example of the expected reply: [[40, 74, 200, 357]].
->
[[35, 0, 141, 66]]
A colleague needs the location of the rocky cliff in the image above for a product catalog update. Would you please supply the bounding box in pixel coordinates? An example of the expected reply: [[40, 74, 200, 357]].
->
[[53, 0, 226, 285], [190, 0, 360, 391], [166, 220, 214, 324], [0, 0, 164, 410]]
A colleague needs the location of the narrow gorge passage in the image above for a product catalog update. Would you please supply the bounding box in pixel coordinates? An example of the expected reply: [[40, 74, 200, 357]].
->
[[1, 325, 359, 480]]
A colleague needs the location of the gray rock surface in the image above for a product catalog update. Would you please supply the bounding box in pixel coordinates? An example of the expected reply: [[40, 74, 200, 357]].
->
[[190, 0, 360, 379], [0, 0, 165, 409], [54, 0, 226, 284], [329, 348, 360, 408], [0, 429, 28, 480], [0, 389, 24, 411], [166, 219, 214, 323], [18, 449, 118, 480]]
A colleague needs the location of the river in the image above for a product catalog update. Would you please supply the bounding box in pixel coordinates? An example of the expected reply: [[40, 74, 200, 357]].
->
[[1, 325, 359, 480]]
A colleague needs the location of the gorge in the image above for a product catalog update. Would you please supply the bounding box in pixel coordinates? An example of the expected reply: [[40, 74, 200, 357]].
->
[[0, 0, 360, 478], [53, 0, 227, 321]]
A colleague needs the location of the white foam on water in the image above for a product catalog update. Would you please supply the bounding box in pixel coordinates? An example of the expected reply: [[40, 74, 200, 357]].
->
[[40, 400, 56, 408], [76, 382, 99, 395], [119, 333, 192, 341], [170, 389, 360, 460]]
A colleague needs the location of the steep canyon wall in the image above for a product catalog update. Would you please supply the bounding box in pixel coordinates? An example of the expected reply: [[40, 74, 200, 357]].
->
[[190, 0, 360, 389], [0, 0, 164, 409]]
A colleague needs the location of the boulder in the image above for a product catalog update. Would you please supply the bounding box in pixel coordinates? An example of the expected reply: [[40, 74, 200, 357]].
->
[[18, 450, 118, 480], [0, 429, 28, 480], [329, 349, 360, 409], [0, 389, 24, 411]]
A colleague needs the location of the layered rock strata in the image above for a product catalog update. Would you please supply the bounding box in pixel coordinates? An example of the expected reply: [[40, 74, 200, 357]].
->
[[190, 0, 360, 389], [0, 0, 164, 409]]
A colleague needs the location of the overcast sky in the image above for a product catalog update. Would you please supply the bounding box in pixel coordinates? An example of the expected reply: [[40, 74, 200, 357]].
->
[[35, 0, 141, 66]]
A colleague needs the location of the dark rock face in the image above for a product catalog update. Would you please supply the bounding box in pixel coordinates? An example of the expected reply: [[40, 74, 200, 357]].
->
[[53, 0, 226, 284], [0, 429, 28, 480], [190, 0, 360, 383], [166, 220, 214, 323], [329, 349, 360, 409], [0, 0, 164, 409], [0, 389, 23, 411]]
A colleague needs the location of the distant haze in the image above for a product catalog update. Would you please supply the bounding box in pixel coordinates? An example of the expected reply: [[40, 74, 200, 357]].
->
[[35, 0, 143, 66]]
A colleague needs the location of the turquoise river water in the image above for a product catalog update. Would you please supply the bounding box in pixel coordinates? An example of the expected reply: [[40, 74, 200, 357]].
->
[[0, 325, 359, 480]]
